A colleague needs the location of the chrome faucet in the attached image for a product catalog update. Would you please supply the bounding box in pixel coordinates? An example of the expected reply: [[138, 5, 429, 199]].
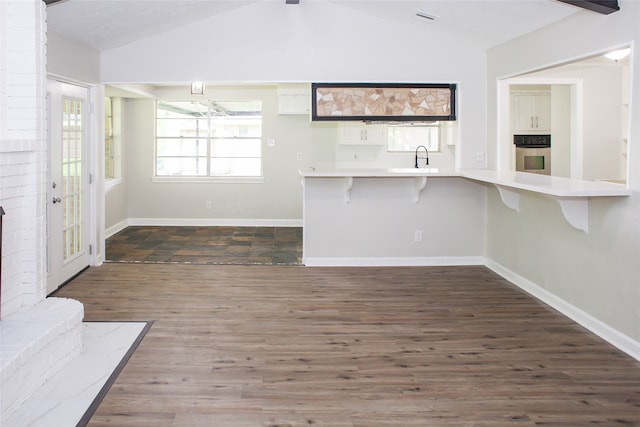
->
[[415, 145, 429, 168]]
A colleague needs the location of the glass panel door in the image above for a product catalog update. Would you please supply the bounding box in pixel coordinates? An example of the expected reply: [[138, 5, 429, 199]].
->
[[47, 80, 90, 294]]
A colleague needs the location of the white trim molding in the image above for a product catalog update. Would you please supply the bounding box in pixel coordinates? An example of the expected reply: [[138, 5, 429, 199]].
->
[[126, 218, 303, 228], [486, 258, 640, 362], [303, 256, 485, 267], [105, 219, 129, 239]]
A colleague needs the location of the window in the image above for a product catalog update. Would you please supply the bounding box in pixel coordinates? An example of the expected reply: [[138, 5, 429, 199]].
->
[[387, 122, 441, 152], [156, 100, 262, 178], [104, 97, 122, 182], [312, 83, 456, 122]]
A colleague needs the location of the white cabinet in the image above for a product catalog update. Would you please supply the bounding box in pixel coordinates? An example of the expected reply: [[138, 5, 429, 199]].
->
[[277, 88, 310, 115], [511, 92, 551, 133], [338, 124, 386, 145]]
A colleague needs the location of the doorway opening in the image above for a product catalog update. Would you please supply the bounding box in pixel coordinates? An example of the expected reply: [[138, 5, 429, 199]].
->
[[497, 45, 632, 185]]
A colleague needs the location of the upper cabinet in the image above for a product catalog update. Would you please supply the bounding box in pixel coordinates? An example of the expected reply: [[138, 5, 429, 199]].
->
[[511, 91, 551, 133], [337, 124, 386, 145], [312, 83, 457, 122], [277, 87, 311, 115]]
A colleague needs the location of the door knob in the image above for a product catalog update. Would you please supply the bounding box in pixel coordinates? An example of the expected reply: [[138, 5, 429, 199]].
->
[[52, 197, 62, 204]]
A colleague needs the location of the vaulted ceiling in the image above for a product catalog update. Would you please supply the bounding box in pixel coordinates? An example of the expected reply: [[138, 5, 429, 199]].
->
[[46, 0, 590, 51]]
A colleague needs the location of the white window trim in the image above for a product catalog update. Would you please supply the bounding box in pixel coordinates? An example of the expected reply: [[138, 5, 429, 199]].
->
[[105, 177, 123, 192], [386, 122, 443, 153], [155, 100, 263, 179], [151, 176, 264, 184]]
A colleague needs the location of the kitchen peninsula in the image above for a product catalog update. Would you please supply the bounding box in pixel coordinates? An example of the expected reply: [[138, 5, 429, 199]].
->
[[301, 167, 486, 266], [301, 168, 630, 266]]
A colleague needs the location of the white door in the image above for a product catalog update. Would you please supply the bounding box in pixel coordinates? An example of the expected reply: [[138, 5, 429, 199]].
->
[[47, 80, 91, 294]]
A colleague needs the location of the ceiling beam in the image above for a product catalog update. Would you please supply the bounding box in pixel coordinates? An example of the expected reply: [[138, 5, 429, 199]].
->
[[557, 0, 619, 15]]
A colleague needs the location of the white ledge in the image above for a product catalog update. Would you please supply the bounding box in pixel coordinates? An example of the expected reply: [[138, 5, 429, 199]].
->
[[460, 170, 630, 233], [300, 168, 630, 232], [300, 168, 457, 204], [459, 169, 630, 198], [300, 167, 458, 178]]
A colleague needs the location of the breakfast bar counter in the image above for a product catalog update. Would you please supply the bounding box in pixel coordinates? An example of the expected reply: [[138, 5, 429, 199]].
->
[[301, 168, 631, 264]]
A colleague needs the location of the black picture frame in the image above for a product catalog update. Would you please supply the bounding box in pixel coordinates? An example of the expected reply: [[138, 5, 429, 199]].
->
[[311, 83, 457, 122]]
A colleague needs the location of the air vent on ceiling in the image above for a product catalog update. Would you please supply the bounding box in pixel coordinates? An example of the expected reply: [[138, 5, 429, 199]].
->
[[286, 0, 300, 4], [416, 11, 438, 21]]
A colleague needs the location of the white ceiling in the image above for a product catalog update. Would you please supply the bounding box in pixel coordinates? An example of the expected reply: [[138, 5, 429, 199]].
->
[[46, 0, 585, 51]]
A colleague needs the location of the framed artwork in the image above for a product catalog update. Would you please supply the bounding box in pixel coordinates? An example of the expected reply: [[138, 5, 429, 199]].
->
[[311, 83, 456, 122]]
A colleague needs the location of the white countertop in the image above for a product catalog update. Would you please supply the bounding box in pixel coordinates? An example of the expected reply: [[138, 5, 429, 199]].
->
[[300, 167, 630, 198], [459, 169, 630, 197], [299, 167, 458, 178]]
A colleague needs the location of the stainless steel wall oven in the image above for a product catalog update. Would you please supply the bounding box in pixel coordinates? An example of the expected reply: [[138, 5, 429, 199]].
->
[[514, 134, 551, 175]]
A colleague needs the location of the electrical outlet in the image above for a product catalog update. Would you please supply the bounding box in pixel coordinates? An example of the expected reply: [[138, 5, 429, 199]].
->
[[414, 230, 422, 242], [267, 138, 276, 147], [206, 200, 212, 209], [475, 152, 485, 162], [297, 152, 303, 161]]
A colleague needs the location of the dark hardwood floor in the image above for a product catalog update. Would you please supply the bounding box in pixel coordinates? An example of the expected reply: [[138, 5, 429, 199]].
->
[[54, 264, 640, 426]]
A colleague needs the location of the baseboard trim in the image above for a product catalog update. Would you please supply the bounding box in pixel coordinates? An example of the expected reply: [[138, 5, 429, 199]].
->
[[123, 218, 303, 228], [485, 258, 640, 362], [105, 219, 129, 239], [303, 256, 485, 267]]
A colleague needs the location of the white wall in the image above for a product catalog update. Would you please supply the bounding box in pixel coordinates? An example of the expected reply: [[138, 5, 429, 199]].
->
[[304, 177, 486, 265], [47, 32, 99, 83], [550, 85, 571, 178], [525, 64, 624, 181], [100, 0, 487, 171], [334, 131, 457, 171], [486, 1, 640, 353], [105, 182, 127, 233], [123, 86, 336, 224]]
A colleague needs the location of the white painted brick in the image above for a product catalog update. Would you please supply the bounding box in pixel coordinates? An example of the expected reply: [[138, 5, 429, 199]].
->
[[4, 118, 39, 132], [6, 26, 37, 41], [1, 174, 28, 189], [4, 129, 37, 141], [4, 40, 38, 55], [0, 195, 23, 209], [0, 6, 79, 420], [7, 84, 41, 98], [6, 48, 38, 62], [6, 107, 41, 122], [0, 164, 23, 177], [6, 2, 39, 17], [2, 93, 37, 106]]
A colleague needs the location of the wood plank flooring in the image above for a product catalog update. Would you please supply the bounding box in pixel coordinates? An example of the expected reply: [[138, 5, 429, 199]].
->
[[53, 264, 640, 426]]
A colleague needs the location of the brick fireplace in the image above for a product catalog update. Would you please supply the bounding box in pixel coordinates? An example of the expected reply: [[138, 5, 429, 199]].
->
[[0, 1, 84, 422]]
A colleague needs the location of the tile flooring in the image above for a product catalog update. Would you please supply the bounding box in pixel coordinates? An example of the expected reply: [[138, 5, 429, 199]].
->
[[106, 226, 303, 265]]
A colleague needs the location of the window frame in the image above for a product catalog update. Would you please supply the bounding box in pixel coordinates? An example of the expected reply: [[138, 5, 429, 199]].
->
[[312, 82, 457, 122], [154, 99, 263, 181], [104, 96, 123, 191], [386, 122, 443, 153]]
